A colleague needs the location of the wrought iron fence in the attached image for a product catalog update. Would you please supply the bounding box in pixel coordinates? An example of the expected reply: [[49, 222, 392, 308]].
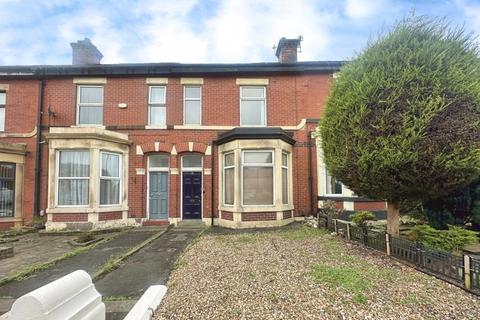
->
[[321, 216, 480, 294], [471, 257, 480, 290]]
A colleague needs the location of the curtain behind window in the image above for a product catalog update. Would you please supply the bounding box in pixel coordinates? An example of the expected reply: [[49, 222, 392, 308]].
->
[[58, 151, 89, 205]]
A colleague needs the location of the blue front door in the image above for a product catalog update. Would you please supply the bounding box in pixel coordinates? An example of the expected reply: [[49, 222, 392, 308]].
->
[[149, 171, 168, 220], [182, 172, 202, 219]]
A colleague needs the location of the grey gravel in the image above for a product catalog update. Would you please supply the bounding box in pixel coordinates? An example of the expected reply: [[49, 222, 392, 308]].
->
[[154, 226, 480, 320]]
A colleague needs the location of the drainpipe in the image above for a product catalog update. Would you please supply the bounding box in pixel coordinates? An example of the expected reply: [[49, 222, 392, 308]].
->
[[210, 142, 215, 226], [308, 130, 315, 216], [33, 79, 45, 223]]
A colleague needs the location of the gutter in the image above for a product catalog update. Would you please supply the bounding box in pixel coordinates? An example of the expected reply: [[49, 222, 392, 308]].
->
[[33, 79, 44, 221]]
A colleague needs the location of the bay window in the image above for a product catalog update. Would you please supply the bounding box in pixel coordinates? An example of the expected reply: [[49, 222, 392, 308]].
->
[[282, 152, 289, 204], [0, 163, 15, 217], [223, 153, 234, 205], [242, 150, 274, 206], [100, 152, 121, 205], [240, 86, 266, 126], [57, 150, 90, 206], [77, 86, 103, 125]]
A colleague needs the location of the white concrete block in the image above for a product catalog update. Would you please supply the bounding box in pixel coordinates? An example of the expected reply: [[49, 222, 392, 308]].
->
[[123, 285, 167, 320], [8, 270, 105, 320]]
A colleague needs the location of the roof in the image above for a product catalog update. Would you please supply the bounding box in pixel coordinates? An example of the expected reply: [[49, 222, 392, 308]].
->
[[0, 61, 344, 78], [214, 127, 296, 146]]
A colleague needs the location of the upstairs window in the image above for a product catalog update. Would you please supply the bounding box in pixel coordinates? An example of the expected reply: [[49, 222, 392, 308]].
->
[[100, 152, 121, 205], [149, 86, 166, 126], [184, 86, 201, 125], [240, 86, 266, 126], [77, 86, 103, 125], [0, 92, 5, 131]]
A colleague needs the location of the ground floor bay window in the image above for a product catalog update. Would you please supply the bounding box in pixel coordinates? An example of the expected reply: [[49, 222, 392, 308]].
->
[[46, 127, 130, 231], [215, 127, 294, 228]]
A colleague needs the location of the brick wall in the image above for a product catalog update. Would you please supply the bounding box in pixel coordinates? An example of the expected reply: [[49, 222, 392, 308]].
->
[[0, 72, 333, 227], [241, 212, 277, 221], [98, 212, 123, 221]]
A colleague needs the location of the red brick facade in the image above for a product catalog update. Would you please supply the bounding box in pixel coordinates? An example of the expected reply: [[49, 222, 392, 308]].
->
[[0, 60, 386, 230]]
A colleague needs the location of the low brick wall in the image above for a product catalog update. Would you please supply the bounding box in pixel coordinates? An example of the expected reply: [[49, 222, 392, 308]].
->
[[241, 212, 276, 222], [52, 214, 89, 222], [98, 212, 122, 221], [283, 210, 292, 219], [221, 211, 233, 221]]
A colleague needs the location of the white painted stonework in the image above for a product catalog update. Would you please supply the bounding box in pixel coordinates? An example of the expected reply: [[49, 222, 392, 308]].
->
[[6, 270, 105, 320], [123, 285, 167, 320]]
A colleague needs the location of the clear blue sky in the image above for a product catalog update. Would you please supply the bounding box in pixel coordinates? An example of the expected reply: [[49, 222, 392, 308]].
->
[[0, 0, 478, 65]]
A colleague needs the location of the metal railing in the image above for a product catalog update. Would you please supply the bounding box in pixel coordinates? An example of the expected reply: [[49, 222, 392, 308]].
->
[[321, 217, 479, 294]]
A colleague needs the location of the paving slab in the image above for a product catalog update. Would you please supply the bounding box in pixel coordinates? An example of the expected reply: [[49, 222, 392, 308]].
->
[[0, 229, 159, 300], [95, 228, 203, 298], [0, 233, 79, 279]]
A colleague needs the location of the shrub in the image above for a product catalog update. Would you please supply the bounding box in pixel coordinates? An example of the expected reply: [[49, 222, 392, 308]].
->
[[350, 211, 376, 229], [320, 15, 480, 236], [409, 224, 478, 252], [319, 200, 343, 219]]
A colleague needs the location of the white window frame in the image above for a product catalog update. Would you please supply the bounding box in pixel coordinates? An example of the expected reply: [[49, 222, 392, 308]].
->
[[0, 91, 5, 132], [223, 152, 235, 206], [148, 86, 166, 126], [282, 152, 289, 205], [56, 149, 90, 208], [183, 86, 202, 125], [76, 85, 104, 126], [239, 86, 266, 127], [99, 151, 122, 206], [241, 150, 275, 207], [324, 171, 344, 196]]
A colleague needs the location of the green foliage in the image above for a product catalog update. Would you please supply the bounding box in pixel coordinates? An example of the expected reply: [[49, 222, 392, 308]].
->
[[423, 177, 480, 229], [350, 211, 376, 228], [409, 224, 478, 252], [320, 15, 480, 204]]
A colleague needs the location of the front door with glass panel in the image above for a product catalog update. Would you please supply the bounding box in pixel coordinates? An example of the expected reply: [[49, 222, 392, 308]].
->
[[148, 155, 169, 220], [182, 155, 202, 220]]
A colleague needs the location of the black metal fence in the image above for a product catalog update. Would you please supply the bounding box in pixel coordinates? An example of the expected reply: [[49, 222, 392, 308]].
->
[[319, 216, 479, 294]]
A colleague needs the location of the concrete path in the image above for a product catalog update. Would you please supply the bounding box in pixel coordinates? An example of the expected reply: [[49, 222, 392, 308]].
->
[[0, 232, 79, 279], [0, 229, 159, 299], [96, 228, 204, 298]]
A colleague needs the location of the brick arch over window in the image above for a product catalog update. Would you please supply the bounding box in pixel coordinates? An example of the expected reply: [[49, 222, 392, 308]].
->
[[174, 142, 208, 154], [139, 142, 174, 154]]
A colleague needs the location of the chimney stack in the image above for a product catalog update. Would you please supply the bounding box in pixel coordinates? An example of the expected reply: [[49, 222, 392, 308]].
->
[[275, 36, 302, 64], [70, 38, 103, 65]]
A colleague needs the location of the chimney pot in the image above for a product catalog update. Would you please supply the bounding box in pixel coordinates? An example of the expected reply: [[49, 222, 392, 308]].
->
[[70, 38, 103, 65], [275, 37, 302, 64]]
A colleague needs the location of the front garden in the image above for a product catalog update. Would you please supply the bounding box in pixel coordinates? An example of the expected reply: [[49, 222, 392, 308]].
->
[[154, 225, 480, 320]]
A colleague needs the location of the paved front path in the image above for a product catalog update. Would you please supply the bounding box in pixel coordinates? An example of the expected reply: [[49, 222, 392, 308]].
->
[[96, 228, 204, 298], [0, 233, 78, 279], [0, 229, 158, 299]]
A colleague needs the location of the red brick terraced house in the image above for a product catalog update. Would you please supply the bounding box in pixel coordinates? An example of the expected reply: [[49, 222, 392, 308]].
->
[[0, 38, 386, 231]]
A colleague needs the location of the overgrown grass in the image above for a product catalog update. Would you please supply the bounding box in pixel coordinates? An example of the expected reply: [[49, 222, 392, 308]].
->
[[310, 262, 399, 304]]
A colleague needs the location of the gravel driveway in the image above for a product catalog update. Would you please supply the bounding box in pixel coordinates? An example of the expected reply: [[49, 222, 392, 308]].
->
[[154, 225, 480, 320]]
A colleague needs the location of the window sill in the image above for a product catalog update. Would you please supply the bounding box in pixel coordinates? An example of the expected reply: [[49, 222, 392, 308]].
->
[[145, 125, 167, 130], [71, 125, 106, 129]]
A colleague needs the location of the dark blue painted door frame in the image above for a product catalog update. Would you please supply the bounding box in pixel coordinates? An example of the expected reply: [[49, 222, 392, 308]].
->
[[182, 171, 202, 219]]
